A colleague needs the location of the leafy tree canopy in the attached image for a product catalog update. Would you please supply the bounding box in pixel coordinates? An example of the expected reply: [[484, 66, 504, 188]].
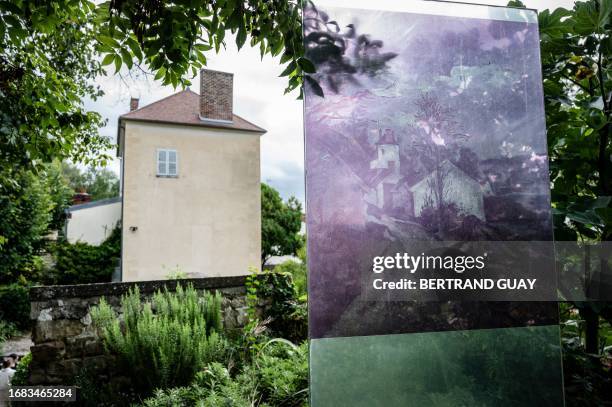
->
[[1, 0, 308, 174], [60, 162, 120, 201], [0, 0, 110, 174], [98, 0, 308, 92], [0, 169, 54, 284], [535, 0, 612, 355], [537, 0, 611, 241], [261, 183, 303, 266]]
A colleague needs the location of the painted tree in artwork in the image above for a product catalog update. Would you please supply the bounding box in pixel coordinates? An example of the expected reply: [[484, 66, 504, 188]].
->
[[411, 93, 468, 235]]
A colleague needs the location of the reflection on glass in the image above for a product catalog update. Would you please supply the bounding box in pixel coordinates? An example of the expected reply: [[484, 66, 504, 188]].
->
[[311, 326, 563, 407]]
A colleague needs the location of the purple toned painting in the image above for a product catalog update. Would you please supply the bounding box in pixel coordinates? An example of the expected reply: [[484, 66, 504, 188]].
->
[[304, 1, 556, 339]]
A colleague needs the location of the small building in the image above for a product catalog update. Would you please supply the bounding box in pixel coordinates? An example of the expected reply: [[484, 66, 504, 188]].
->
[[116, 69, 266, 281], [368, 129, 406, 211], [409, 160, 486, 220], [64, 197, 122, 245]]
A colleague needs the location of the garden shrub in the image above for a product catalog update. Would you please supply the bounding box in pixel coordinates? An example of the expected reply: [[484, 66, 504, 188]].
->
[[274, 259, 307, 300], [90, 284, 228, 398], [74, 366, 139, 407], [0, 319, 19, 343], [10, 352, 31, 386], [246, 270, 307, 344], [0, 283, 31, 330], [49, 225, 120, 285], [255, 340, 309, 405], [140, 340, 309, 407]]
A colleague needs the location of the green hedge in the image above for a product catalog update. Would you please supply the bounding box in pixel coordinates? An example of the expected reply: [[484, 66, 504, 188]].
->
[[0, 283, 31, 330], [49, 226, 120, 285], [246, 270, 307, 343]]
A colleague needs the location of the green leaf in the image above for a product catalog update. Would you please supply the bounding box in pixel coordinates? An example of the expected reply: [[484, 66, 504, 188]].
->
[[0, 1, 21, 14], [125, 37, 143, 61], [236, 26, 247, 50], [279, 61, 297, 77], [298, 58, 316, 74], [599, 0, 612, 30], [120, 48, 133, 69], [154, 66, 166, 81], [113, 54, 122, 73], [101, 53, 115, 66]]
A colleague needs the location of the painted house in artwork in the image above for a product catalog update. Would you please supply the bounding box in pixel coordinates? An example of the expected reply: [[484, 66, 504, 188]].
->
[[369, 129, 404, 210], [367, 130, 488, 221], [409, 160, 486, 220], [116, 69, 266, 281]]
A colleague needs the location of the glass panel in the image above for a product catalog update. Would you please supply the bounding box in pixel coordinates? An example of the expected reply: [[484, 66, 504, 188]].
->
[[311, 327, 563, 407], [168, 162, 177, 175], [303, 1, 564, 405], [168, 150, 177, 163]]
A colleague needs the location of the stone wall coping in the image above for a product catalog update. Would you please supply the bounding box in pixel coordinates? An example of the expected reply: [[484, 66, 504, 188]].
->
[[30, 276, 247, 301]]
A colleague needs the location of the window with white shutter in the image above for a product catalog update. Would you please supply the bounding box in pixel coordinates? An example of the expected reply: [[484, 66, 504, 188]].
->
[[156, 149, 178, 177]]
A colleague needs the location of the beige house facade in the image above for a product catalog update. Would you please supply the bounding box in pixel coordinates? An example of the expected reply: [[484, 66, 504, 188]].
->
[[117, 70, 265, 281]]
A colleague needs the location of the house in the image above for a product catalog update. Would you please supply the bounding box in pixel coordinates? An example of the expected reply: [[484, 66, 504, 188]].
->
[[116, 69, 266, 281], [64, 197, 122, 245], [367, 129, 412, 215], [409, 160, 486, 220], [365, 130, 487, 221]]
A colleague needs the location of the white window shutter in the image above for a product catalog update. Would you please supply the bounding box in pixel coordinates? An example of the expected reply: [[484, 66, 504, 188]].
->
[[157, 150, 167, 175], [168, 150, 177, 176]]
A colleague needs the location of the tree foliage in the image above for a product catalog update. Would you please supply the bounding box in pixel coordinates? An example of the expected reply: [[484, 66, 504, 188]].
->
[[537, 0, 612, 356], [261, 183, 303, 266], [98, 0, 307, 93], [45, 162, 75, 230], [539, 0, 612, 242], [60, 162, 120, 201], [1, 0, 309, 174], [0, 0, 110, 173], [0, 169, 54, 284], [0, 283, 30, 329]]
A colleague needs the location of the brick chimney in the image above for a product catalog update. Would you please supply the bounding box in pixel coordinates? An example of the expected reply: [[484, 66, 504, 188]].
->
[[199, 69, 233, 123], [72, 191, 91, 205], [130, 98, 139, 111]]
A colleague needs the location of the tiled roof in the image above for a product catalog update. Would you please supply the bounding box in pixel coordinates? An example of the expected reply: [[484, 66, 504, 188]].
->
[[66, 196, 122, 212], [120, 89, 266, 133]]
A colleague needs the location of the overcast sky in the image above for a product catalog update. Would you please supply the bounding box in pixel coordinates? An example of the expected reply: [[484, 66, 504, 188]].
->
[[86, 0, 574, 204]]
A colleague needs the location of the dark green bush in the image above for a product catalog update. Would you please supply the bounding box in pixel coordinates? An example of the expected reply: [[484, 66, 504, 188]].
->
[[0, 319, 19, 343], [0, 283, 31, 330], [274, 259, 307, 300], [0, 170, 53, 285], [91, 284, 228, 399], [49, 225, 120, 285], [11, 352, 31, 386], [141, 340, 309, 407], [247, 270, 307, 343]]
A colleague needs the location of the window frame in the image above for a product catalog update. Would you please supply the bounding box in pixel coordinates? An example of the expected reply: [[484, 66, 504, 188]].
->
[[156, 148, 179, 177]]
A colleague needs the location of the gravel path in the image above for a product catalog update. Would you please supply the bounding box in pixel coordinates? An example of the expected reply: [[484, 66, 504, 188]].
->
[[1, 333, 32, 356]]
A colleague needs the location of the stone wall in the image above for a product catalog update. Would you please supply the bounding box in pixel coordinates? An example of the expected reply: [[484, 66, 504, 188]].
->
[[28, 277, 248, 386]]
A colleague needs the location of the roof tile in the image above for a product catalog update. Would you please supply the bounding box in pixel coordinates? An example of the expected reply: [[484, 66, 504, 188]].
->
[[121, 89, 265, 133]]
